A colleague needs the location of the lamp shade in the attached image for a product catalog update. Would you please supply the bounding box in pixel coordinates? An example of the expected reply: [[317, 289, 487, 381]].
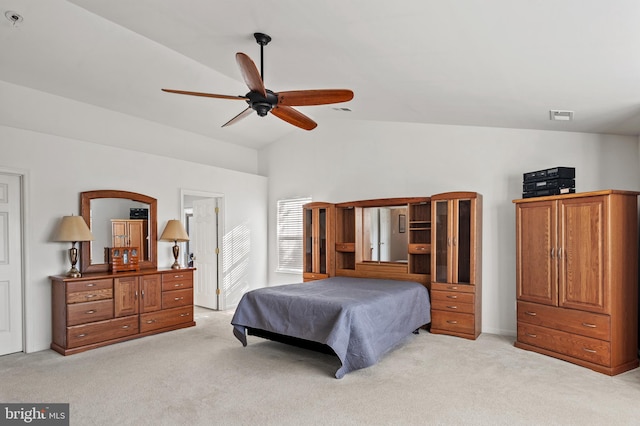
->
[[54, 216, 94, 242], [159, 220, 189, 242]]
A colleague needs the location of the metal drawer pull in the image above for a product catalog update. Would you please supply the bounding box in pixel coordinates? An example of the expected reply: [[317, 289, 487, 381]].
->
[[86, 283, 95, 287], [446, 305, 458, 309], [447, 286, 458, 290], [446, 295, 458, 299], [583, 348, 597, 353], [180, 313, 190, 317], [122, 325, 130, 329], [85, 310, 96, 314], [526, 333, 537, 338], [446, 320, 458, 324], [77, 333, 87, 338], [173, 275, 183, 278], [174, 283, 182, 287], [146, 319, 156, 324], [85, 294, 96, 298], [581, 322, 597, 328], [174, 297, 184, 301], [525, 311, 537, 316]]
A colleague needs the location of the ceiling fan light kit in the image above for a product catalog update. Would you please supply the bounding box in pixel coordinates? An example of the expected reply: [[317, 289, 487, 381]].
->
[[162, 32, 353, 131]]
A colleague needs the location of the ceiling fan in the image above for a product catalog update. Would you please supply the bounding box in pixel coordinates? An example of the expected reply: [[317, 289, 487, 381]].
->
[[162, 33, 354, 131]]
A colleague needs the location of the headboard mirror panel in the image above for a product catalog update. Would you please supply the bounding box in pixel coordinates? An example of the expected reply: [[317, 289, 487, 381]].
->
[[362, 206, 408, 263], [80, 190, 157, 273], [334, 197, 431, 286]]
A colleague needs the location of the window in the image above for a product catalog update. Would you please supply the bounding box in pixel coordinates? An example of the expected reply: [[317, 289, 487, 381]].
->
[[276, 197, 311, 273]]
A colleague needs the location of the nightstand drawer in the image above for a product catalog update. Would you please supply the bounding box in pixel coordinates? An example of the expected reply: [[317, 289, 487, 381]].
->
[[431, 300, 474, 314], [67, 299, 114, 326], [431, 311, 475, 335], [517, 301, 610, 341], [335, 242, 355, 252], [431, 290, 474, 305], [162, 288, 193, 309], [67, 316, 138, 348], [408, 243, 430, 254], [518, 323, 610, 366]]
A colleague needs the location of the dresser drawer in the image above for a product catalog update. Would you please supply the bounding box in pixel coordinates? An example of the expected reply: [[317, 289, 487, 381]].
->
[[140, 306, 193, 333], [518, 323, 611, 367], [162, 288, 193, 309], [67, 299, 114, 326], [67, 288, 113, 304], [66, 278, 112, 294], [67, 316, 138, 348], [517, 301, 610, 341], [431, 289, 474, 305], [431, 311, 475, 335], [161, 271, 193, 291]]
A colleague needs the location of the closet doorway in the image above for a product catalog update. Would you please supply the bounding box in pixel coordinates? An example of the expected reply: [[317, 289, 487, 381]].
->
[[181, 190, 224, 310], [0, 171, 24, 355]]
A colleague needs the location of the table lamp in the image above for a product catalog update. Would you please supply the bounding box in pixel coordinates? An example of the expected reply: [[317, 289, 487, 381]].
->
[[54, 215, 94, 277], [159, 219, 190, 269]]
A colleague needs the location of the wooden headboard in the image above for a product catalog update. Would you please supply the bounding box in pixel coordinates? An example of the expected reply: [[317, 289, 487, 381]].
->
[[304, 197, 431, 287]]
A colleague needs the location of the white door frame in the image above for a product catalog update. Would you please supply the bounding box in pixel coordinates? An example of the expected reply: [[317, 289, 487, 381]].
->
[[0, 167, 28, 354], [180, 189, 224, 309]]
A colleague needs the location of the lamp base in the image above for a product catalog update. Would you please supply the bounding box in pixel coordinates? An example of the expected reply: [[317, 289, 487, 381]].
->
[[66, 268, 82, 278], [171, 242, 182, 269], [67, 245, 81, 277]]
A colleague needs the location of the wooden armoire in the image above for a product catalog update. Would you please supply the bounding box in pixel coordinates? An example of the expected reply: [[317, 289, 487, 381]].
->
[[514, 190, 639, 375]]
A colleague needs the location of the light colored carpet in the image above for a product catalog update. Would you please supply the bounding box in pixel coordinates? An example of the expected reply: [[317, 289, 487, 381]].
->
[[1, 307, 640, 425]]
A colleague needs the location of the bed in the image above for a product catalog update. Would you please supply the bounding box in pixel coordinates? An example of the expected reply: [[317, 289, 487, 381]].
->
[[231, 276, 431, 378]]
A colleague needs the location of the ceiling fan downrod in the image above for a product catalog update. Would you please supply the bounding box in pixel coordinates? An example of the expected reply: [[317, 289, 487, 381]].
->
[[253, 32, 271, 82]]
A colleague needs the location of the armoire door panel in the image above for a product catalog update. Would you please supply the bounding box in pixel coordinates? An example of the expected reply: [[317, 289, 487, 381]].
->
[[516, 200, 557, 305], [559, 197, 606, 313]]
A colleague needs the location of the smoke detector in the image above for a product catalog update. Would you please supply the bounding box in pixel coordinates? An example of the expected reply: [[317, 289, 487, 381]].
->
[[4, 11, 23, 26], [549, 110, 574, 121]]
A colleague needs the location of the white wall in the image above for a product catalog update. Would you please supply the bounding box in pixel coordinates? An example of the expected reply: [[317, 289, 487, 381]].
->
[[0, 80, 259, 175], [259, 119, 640, 336], [0, 124, 267, 353]]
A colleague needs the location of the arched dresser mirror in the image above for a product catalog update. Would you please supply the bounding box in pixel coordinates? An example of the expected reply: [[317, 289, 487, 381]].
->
[[80, 190, 157, 273]]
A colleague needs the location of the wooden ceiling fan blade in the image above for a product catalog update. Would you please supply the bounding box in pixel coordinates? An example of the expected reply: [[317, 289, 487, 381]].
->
[[236, 53, 267, 97], [271, 105, 317, 131], [162, 88, 247, 100], [277, 89, 354, 106], [222, 107, 254, 128]]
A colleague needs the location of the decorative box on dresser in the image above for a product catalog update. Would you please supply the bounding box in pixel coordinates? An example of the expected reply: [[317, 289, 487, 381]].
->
[[514, 190, 639, 375], [430, 192, 483, 340], [51, 268, 195, 355]]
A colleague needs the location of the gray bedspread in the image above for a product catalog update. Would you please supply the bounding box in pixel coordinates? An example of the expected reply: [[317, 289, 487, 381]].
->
[[231, 276, 431, 378]]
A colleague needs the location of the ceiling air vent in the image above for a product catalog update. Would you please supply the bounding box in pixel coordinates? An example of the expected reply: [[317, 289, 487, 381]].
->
[[549, 110, 574, 121]]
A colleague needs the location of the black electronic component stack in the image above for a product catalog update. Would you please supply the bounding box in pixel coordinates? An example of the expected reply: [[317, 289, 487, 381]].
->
[[522, 167, 575, 198]]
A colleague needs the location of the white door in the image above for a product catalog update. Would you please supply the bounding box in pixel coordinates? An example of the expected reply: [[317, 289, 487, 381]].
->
[[192, 197, 221, 309], [379, 207, 391, 261], [0, 173, 23, 355]]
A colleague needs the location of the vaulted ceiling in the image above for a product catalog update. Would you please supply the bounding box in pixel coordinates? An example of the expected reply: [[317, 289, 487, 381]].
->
[[2, 0, 640, 150]]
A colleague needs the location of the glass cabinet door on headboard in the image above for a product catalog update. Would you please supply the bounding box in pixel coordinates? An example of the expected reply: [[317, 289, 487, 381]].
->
[[303, 203, 335, 282], [432, 193, 480, 285]]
